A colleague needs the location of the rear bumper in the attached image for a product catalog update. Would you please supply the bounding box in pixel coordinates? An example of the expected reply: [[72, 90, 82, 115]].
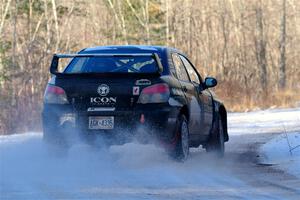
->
[[42, 103, 181, 143]]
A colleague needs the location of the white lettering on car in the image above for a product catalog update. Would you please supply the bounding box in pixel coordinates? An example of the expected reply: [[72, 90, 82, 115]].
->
[[135, 79, 151, 86], [90, 97, 117, 105]]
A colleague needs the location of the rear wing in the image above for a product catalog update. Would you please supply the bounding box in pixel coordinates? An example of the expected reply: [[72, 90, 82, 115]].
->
[[50, 53, 163, 75]]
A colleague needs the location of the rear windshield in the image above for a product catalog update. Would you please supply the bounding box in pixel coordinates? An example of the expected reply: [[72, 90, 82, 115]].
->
[[63, 56, 158, 74]]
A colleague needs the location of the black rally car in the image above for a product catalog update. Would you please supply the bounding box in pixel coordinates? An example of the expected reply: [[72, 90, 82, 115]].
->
[[42, 45, 228, 160]]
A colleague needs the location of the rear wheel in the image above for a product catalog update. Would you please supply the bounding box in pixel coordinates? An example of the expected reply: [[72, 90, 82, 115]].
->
[[205, 114, 225, 157], [170, 115, 190, 161]]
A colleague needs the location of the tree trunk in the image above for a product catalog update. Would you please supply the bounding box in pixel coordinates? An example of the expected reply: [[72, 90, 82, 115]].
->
[[165, 0, 169, 45], [255, 3, 268, 95], [279, 0, 286, 90], [51, 0, 59, 51]]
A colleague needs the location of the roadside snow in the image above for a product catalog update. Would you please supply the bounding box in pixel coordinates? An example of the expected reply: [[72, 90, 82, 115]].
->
[[260, 132, 300, 178], [231, 107, 300, 178], [228, 107, 300, 135]]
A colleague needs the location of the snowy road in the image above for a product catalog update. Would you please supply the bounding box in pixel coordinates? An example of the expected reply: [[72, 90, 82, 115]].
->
[[1, 108, 300, 199]]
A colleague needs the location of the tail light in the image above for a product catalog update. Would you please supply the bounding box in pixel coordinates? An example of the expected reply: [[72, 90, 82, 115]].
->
[[44, 84, 69, 104], [137, 83, 170, 104]]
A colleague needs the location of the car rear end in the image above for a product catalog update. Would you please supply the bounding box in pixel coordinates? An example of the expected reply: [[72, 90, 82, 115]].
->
[[42, 48, 180, 145]]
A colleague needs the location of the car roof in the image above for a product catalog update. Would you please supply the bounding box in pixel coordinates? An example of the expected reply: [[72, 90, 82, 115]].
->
[[79, 45, 182, 54]]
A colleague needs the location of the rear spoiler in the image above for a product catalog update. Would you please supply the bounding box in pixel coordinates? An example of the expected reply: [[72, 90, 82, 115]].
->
[[50, 53, 163, 75]]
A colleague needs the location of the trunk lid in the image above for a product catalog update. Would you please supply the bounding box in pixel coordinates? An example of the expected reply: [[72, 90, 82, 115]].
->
[[55, 75, 158, 111]]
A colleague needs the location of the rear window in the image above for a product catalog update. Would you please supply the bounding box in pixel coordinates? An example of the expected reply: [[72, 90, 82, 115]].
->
[[63, 56, 158, 74]]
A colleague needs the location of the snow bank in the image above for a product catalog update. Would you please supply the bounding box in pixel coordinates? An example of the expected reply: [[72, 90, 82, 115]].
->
[[228, 107, 300, 135], [260, 132, 300, 178]]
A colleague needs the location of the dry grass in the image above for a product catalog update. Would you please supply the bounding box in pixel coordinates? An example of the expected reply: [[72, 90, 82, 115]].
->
[[215, 81, 300, 112]]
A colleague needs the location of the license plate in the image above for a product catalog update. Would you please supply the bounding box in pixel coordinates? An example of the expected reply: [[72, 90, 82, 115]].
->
[[88, 116, 114, 129]]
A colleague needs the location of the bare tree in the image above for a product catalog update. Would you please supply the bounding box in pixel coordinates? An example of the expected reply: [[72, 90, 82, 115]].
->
[[165, 0, 170, 45], [51, 0, 60, 51], [279, 0, 287, 89], [0, 0, 12, 36], [254, 1, 268, 94], [126, 0, 150, 44], [0, 0, 12, 73], [106, 0, 128, 44]]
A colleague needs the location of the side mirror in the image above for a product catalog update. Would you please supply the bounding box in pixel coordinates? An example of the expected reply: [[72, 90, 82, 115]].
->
[[204, 77, 217, 88]]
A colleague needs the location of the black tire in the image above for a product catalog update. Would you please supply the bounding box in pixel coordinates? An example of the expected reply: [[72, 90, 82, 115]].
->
[[205, 114, 225, 158], [170, 115, 190, 161]]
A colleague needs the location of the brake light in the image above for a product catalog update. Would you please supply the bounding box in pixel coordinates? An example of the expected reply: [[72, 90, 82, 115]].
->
[[44, 84, 69, 104], [137, 83, 170, 104]]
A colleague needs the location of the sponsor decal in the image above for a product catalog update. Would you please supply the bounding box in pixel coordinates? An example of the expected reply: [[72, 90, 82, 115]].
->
[[133, 86, 140, 95], [90, 97, 117, 105], [97, 84, 109, 96], [135, 79, 151, 86]]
